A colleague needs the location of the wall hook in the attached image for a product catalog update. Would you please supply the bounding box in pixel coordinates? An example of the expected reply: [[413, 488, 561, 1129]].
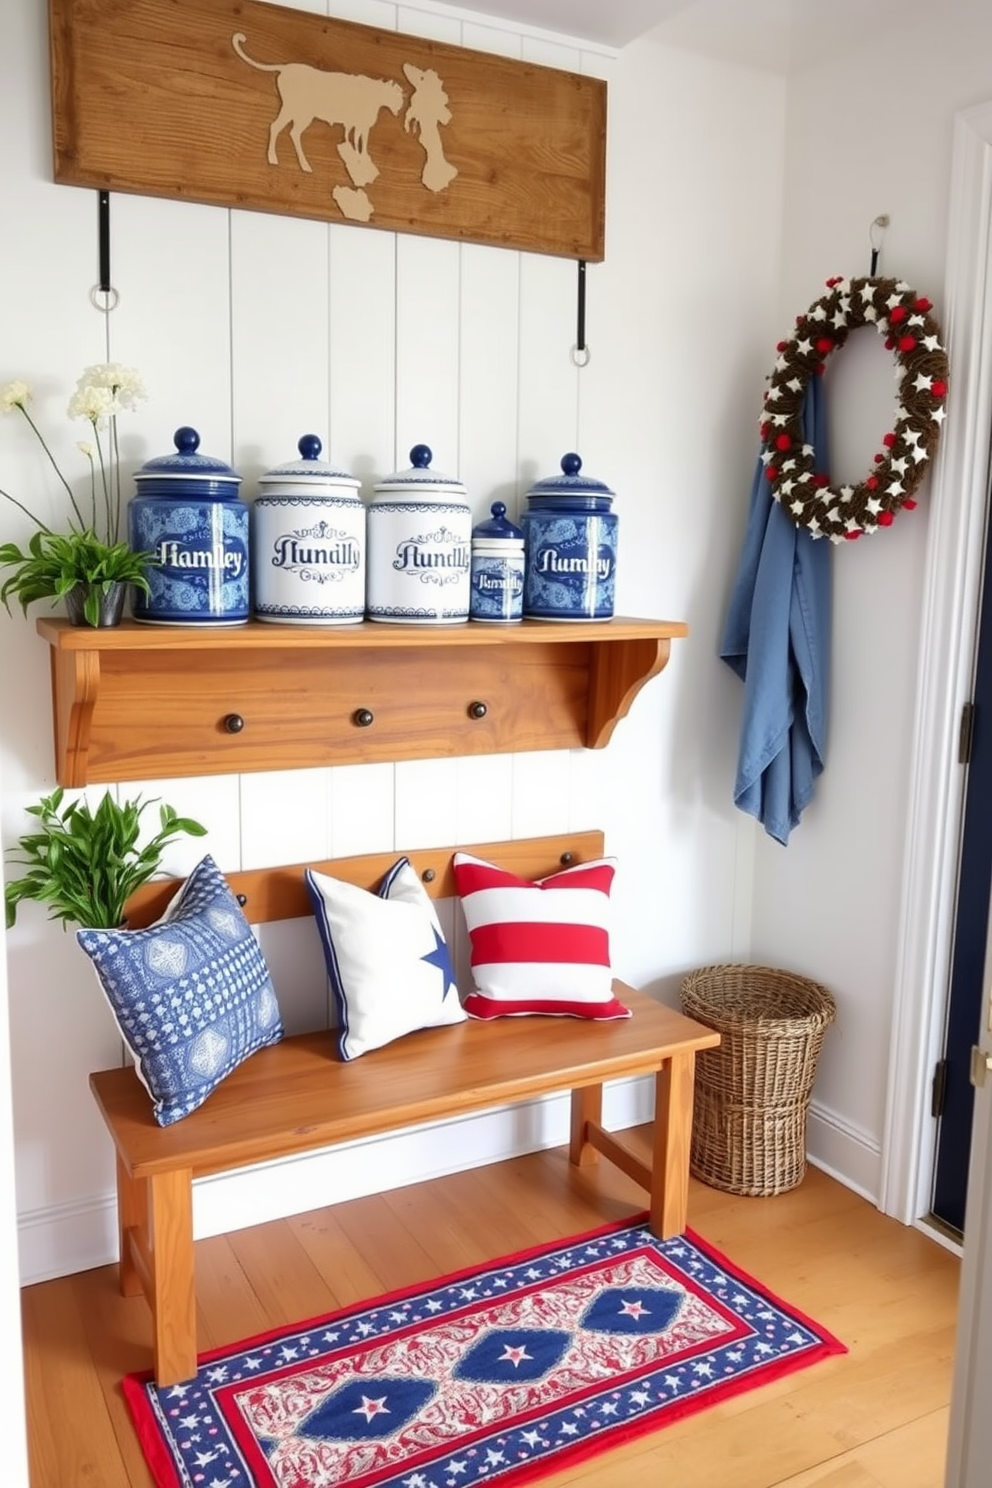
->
[[869, 214, 889, 275]]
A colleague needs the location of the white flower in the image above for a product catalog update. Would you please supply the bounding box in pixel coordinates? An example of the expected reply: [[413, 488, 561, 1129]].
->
[[0, 380, 32, 414], [76, 441, 95, 459], [68, 364, 146, 424], [67, 384, 117, 425]]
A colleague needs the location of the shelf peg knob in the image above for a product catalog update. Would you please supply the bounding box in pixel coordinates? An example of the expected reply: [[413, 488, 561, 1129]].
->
[[223, 713, 245, 734], [353, 708, 375, 728], [468, 700, 488, 720]]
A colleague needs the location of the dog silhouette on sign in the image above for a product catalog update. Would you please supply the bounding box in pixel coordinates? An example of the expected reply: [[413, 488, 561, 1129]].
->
[[232, 31, 404, 181]]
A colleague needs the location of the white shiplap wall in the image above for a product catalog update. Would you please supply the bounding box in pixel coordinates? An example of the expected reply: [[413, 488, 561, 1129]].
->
[[0, 0, 788, 1282]]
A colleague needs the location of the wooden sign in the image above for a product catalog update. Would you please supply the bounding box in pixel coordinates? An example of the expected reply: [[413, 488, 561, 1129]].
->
[[48, 0, 606, 260]]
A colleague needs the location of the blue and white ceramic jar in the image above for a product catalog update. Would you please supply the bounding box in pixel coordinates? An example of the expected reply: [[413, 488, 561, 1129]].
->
[[366, 445, 471, 624], [252, 436, 364, 624], [129, 427, 249, 625], [522, 452, 618, 621], [470, 502, 524, 623]]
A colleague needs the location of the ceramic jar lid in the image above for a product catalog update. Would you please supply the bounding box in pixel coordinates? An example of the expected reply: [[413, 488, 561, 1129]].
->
[[525, 452, 614, 509], [473, 501, 524, 545], [257, 434, 360, 493], [134, 426, 242, 497], [373, 443, 467, 500]]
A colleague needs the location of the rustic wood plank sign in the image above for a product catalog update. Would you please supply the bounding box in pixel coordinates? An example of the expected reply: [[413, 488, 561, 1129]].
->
[[48, 0, 606, 260]]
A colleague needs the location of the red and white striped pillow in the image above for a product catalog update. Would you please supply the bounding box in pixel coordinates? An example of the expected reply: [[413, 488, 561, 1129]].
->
[[452, 853, 631, 1020]]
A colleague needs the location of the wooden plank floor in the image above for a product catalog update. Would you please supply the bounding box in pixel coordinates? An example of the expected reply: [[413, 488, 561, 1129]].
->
[[21, 1128, 960, 1487]]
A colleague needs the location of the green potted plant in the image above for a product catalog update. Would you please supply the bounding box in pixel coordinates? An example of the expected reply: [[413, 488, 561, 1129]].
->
[[0, 365, 154, 627], [4, 787, 207, 930]]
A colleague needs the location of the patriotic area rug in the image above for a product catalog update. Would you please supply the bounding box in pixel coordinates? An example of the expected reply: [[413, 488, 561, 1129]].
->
[[126, 1217, 845, 1488]]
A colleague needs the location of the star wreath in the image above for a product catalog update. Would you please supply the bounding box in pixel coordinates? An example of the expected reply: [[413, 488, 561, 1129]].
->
[[760, 275, 949, 542]]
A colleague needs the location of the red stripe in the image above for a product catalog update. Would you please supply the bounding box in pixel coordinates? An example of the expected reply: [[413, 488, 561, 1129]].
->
[[471, 920, 609, 966], [464, 993, 632, 1020], [453, 858, 615, 896]]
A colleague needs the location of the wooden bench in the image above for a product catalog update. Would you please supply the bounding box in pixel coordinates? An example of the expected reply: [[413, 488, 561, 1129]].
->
[[89, 832, 719, 1386]]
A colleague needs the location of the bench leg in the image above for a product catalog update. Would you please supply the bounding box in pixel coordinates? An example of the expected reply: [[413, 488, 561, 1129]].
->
[[568, 1084, 603, 1167], [148, 1168, 197, 1387], [649, 1050, 696, 1240], [116, 1155, 144, 1298]]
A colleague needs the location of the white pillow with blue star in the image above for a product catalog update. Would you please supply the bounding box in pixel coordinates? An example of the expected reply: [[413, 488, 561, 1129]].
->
[[305, 858, 465, 1060]]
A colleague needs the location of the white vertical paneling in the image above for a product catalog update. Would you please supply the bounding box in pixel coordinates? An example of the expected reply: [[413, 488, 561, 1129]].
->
[[462, 21, 521, 58], [455, 755, 514, 842], [395, 758, 459, 845], [118, 774, 243, 876], [329, 762, 396, 854], [511, 751, 572, 838], [517, 253, 581, 486], [240, 769, 333, 868], [257, 918, 332, 1036], [458, 244, 521, 521], [230, 212, 331, 485], [328, 223, 396, 482], [397, 5, 461, 42], [108, 194, 233, 460], [395, 234, 462, 468], [328, 0, 397, 27]]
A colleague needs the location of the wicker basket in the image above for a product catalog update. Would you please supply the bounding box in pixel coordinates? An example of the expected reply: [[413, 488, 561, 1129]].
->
[[680, 964, 836, 1197]]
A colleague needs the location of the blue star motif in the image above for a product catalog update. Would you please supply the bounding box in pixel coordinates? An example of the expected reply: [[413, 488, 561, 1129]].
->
[[421, 926, 457, 1001]]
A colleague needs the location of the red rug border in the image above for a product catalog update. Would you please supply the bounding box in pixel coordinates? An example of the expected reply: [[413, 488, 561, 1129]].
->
[[123, 1211, 847, 1488]]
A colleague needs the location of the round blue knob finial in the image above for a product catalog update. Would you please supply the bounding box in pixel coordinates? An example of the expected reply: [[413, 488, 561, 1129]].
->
[[491, 501, 507, 521], [298, 434, 322, 461], [560, 452, 582, 477], [174, 426, 201, 455], [410, 444, 433, 469]]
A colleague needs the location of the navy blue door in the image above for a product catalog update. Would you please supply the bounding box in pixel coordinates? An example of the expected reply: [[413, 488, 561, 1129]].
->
[[932, 505, 992, 1235]]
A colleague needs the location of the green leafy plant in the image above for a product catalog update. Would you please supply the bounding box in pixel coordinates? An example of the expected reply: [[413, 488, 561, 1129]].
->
[[0, 365, 154, 626], [4, 787, 208, 930]]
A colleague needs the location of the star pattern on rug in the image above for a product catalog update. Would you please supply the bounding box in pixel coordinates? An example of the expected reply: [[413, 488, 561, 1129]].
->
[[127, 1224, 844, 1488]]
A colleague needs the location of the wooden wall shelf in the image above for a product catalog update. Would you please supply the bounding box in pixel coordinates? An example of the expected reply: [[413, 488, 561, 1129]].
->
[[36, 616, 688, 787]]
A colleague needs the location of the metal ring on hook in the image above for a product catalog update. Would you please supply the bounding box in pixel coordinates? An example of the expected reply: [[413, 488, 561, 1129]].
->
[[570, 343, 591, 369], [869, 214, 890, 250], [89, 284, 120, 313]]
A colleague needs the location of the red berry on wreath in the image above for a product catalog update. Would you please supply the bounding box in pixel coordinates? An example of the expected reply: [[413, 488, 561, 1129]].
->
[[890, 306, 907, 323], [760, 422, 770, 439], [883, 432, 896, 447], [874, 453, 884, 464], [866, 476, 879, 490], [777, 341, 788, 352], [885, 337, 895, 350], [899, 335, 916, 353], [845, 530, 862, 541], [776, 434, 791, 450], [879, 511, 894, 526], [915, 297, 932, 311], [904, 498, 917, 510], [932, 379, 947, 397], [814, 474, 830, 488], [816, 337, 833, 354], [766, 467, 778, 482]]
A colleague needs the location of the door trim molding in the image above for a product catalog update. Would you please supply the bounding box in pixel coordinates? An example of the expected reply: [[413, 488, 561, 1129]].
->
[[881, 100, 992, 1222]]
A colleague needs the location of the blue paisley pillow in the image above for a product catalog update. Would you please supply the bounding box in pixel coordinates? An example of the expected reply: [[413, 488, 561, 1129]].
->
[[77, 855, 283, 1126]]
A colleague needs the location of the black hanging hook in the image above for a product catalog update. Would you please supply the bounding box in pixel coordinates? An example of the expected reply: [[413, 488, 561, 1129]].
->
[[98, 190, 111, 293], [571, 259, 590, 367]]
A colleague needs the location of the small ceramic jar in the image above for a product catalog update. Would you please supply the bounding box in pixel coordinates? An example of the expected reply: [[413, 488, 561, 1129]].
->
[[252, 436, 364, 624], [470, 502, 525, 623], [522, 452, 618, 621], [129, 427, 249, 626], [366, 444, 471, 623]]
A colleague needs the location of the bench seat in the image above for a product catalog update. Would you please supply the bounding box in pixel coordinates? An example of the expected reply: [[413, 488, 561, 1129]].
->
[[88, 833, 719, 1386]]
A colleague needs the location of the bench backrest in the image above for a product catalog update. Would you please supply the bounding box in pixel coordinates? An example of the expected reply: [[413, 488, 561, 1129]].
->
[[123, 830, 607, 929]]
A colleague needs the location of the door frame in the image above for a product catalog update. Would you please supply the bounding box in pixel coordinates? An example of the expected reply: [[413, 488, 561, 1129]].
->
[[882, 99, 992, 1224]]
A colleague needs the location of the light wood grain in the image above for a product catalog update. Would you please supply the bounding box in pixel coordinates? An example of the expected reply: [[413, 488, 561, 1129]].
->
[[35, 617, 688, 786], [21, 1153, 958, 1488], [49, 0, 606, 259]]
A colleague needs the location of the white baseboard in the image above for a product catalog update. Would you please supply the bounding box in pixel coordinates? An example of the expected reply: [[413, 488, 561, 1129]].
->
[[806, 1100, 881, 1205], [18, 1076, 656, 1286], [17, 1085, 885, 1286]]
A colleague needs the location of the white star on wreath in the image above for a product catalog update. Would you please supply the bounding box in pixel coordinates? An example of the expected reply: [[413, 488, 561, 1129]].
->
[[760, 275, 949, 542]]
